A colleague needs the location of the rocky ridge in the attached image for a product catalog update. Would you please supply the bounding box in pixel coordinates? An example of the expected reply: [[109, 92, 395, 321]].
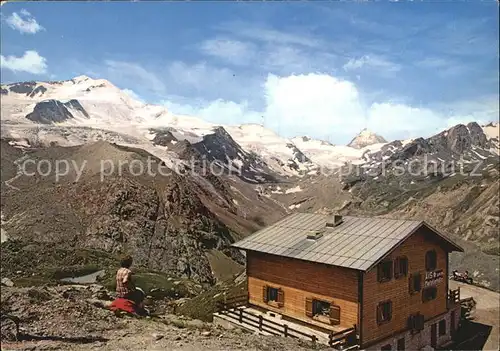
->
[[1, 76, 498, 291]]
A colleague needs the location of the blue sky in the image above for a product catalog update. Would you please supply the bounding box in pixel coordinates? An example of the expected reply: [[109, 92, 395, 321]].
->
[[1, 1, 498, 143]]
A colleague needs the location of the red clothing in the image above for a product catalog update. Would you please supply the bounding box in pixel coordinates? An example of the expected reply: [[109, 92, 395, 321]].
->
[[109, 298, 137, 314]]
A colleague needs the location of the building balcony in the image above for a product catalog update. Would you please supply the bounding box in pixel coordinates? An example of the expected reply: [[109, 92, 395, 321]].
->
[[447, 287, 460, 308], [213, 295, 359, 349]]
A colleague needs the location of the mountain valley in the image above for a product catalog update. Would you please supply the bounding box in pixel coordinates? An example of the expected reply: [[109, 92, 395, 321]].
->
[[1, 76, 499, 295]]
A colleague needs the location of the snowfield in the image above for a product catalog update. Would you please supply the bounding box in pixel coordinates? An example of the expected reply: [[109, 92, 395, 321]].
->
[[2, 75, 498, 178]]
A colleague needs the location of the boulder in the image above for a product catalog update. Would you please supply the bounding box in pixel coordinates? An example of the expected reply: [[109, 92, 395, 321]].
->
[[1, 277, 14, 287]]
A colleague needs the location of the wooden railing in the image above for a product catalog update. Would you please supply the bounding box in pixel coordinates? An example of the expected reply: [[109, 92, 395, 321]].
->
[[216, 294, 248, 311], [329, 325, 358, 348], [216, 296, 359, 348], [448, 287, 460, 304], [220, 307, 320, 344]]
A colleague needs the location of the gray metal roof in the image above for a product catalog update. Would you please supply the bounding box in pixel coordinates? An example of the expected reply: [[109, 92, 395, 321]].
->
[[232, 213, 463, 271]]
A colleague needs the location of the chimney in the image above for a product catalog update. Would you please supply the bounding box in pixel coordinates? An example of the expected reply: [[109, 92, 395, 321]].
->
[[306, 230, 323, 240], [326, 214, 343, 228]]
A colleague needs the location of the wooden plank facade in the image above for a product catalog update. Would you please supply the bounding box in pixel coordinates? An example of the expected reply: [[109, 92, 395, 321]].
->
[[361, 227, 449, 346], [244, 225, 456, 348], [247, 251, 359, 332]]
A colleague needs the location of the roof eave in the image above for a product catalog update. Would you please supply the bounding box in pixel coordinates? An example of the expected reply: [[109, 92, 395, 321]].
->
[[364, 221, 464, 271], [422, 221, 464, 253], [364, 222, 424, 271]]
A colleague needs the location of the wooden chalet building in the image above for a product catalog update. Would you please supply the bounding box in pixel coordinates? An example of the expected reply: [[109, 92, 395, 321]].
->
[[232, 213, 464, 350]]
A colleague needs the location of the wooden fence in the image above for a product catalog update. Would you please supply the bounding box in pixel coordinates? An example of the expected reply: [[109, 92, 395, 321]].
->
[[220, 307, 320, 344], [329, 325, 357, 348], [216, 294, 358, 348], [448, 287, 460, 304], [216, 294, 248, 311]]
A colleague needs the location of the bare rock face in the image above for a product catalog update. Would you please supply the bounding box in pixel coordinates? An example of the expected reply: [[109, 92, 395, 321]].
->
[[25, 99, 90, 124], [5, 81, 37, 95], [467, 122, 488, 148], [1, 142, 243, 284], [152, 130, 178, 146], [427, 122, 489, 154]]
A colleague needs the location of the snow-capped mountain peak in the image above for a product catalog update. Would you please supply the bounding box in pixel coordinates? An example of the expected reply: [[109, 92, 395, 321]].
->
[[71, 75, 93, 83], [1, 75, 497, 180], [347, 128, 387, 149]]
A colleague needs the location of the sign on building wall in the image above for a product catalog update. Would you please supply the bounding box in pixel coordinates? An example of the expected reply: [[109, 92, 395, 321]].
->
[[424, 269, 444, 287]]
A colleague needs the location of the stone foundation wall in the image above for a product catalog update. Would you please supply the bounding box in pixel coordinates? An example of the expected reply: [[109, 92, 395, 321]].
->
[[367, 306, 461, 350]]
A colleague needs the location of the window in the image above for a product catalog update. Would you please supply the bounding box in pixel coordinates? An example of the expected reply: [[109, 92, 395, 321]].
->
[[378, 260, 393, 282], [313, 299, 331, 317], [439, 319, 446, 336], [381, 344, 392, 350], [408, 313, 425, 331], [394, 256, 408, 279], [377, 300, 392, 324], [425, 250, 437, 271], [306, 298, 340, 325], [409, 272, 422, 294], [262, 286, 284, 307], [267, 287, 279, 302], [397, 337, 405, 350], [422, 286, 437, 302]]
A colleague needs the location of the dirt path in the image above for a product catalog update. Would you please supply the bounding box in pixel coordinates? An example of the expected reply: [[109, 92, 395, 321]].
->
[[3, 154, 29, 192], [450, 281, 500, 350]]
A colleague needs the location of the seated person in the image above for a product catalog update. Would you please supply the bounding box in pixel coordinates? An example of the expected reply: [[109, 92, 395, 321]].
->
[[110, 255, 147, 316]]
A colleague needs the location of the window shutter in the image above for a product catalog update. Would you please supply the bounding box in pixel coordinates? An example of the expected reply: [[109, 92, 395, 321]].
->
[[377, 304, 382, 323], [305, 298, 313, 317], [409, 274, 414, 293], [329, 304, 341, 325], [418, 315, 425, 330], [394, 258, 400, 279], [416, 273, 422, 291], [407, 315, 414, 329], [277, 288, 284, 307], [402, 257, 408, 276], [377, 264, 382, 282], [262, 286, 268, 303]]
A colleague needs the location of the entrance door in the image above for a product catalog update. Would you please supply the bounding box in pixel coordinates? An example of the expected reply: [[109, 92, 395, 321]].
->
[[431, 323, 437, 348]]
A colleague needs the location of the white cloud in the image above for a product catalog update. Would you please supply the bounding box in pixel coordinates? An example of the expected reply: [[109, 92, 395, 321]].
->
[[200, 38, 256, 65], [367, 103, 446, 139], [104, 60, 166, 94], [262, 46, 336, 74], [163, 73, 494, 143], [218, 22, 324, 48], [167, 61, 236, 91], [0, 50, 48, 74], [262, 74, 365, 137], [93, 58, 491, 143], [198, 39, 337, 75], [416, 57, 449, 69], [123, 89, 144, 103], [201, 22, 338, 74], [343, 55, 401, 74], [163, 98, 261, 126], [5, 9, 44, 34]]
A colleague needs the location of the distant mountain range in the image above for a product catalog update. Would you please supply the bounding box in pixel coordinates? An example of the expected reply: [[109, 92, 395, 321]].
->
[[1, 75, 499, 289]]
